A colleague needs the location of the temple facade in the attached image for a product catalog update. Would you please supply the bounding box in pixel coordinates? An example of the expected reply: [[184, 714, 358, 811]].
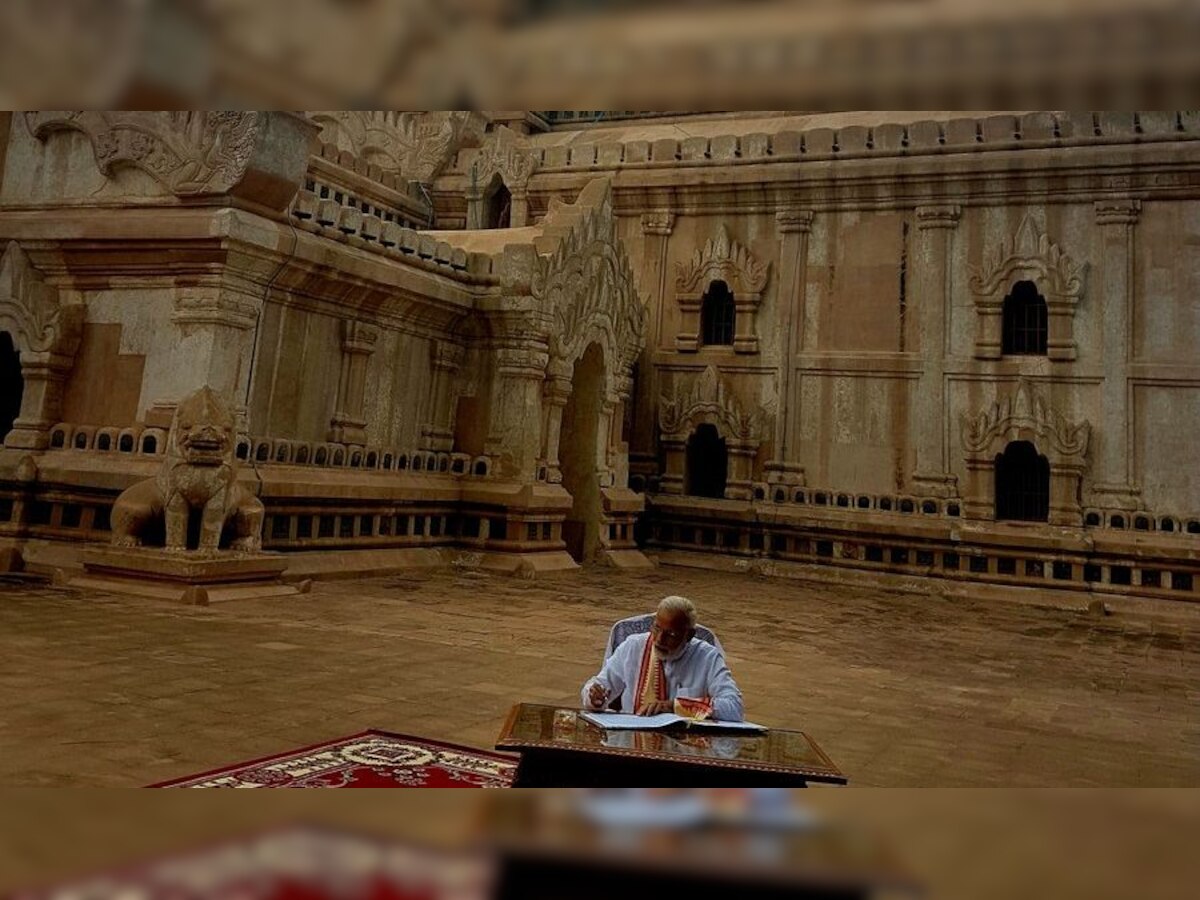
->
[[2, 110, 1198, 602]]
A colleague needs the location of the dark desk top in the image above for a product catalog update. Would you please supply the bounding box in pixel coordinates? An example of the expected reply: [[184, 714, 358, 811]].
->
[[495, 703, 847, 784]]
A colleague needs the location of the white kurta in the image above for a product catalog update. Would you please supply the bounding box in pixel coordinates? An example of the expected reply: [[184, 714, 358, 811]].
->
[[581, 633, 745, 722]]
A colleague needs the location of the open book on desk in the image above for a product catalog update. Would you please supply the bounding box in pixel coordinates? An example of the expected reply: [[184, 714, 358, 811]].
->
[[580, 711, 767, 733]]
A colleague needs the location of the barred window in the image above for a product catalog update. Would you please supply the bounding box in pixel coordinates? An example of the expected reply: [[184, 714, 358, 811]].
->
[[1002, 280, 1048, 355], [700, 280, 735, 346], [995, 440, 1049, 522]]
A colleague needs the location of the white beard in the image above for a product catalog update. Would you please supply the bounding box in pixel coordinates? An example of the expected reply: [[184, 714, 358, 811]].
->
[[656, 640, 689, 663]]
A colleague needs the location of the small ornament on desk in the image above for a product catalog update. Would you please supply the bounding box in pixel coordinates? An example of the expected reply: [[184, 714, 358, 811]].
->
[[674, 696, 713, 720]]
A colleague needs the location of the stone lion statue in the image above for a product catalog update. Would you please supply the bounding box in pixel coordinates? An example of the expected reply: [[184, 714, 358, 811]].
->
[[110, 386, 264, 552]]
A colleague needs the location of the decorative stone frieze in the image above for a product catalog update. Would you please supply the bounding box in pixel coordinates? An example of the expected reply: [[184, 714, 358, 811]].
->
[[24, 111, 316, 209]]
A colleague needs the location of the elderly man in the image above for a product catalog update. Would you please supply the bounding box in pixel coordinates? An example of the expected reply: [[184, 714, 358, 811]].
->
[[581, 596, 744, 721]]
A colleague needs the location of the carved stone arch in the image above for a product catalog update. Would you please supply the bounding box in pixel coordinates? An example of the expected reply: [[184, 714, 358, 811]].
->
[[968, 214, 1086, 361], [959, 379, 1092, 525], [536, 178, 645, 488], [674, 225, 770, 354], [0, 242, 84, 449], [657, 365, 772, 500], [466, 126, 539, 228]]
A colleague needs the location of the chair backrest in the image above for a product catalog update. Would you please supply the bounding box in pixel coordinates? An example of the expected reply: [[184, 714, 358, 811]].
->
[[604, 613, 724, 662]]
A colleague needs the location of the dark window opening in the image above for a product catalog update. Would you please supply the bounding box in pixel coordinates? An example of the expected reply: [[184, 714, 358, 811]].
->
[[685, 423, 727, 499], [995, 440, 1050, 522], [1110, 565, 1131, 586], [1001, 280, 1048, 355], [485, 182, 512, 229], [700, 280, 735, 347], [970, 555, 989, 573]]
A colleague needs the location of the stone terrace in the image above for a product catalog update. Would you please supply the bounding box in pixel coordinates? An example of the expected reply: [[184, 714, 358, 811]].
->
[[0, 566, 1197, 787]]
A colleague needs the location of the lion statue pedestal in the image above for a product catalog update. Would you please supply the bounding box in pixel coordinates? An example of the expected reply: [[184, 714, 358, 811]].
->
[[72, 386, 305, 605]]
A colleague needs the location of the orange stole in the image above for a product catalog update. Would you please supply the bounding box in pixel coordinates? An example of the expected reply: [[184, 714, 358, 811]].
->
[[633, 636, 668, 710]]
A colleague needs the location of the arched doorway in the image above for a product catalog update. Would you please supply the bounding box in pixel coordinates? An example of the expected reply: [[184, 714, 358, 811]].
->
[[686, 423, 727, 498], [995, 440, 1049, 521], [0, 331, 22, 444], [559, 343, 605, 563], [485, 180, 512, 229]]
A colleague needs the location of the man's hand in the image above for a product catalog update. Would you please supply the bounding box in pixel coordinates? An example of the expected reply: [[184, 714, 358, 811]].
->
[[635, 700, 674, 716], [587, 682, 608, 709]]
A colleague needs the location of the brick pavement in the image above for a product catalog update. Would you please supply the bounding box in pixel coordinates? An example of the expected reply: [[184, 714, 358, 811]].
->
[[0, 566, 1197, 786]]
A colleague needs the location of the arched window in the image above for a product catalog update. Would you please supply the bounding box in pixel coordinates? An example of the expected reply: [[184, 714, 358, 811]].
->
[[485, 182, 511, 229], [995, 440, 1049, 522], [700, 280, 735, 347], [0, 332, 22, 443], [1002, 281, 1048, 355], [685, 423, 728, 499]]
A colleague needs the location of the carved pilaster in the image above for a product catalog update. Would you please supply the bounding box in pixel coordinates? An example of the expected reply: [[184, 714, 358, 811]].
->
[[421, 338, 466, 452], [328, 320, 379, 445], [630, 209, 676, 487], [1092, 198, 1142, 508], [765, 209, 813, 486], [910, 204, 961, 497]]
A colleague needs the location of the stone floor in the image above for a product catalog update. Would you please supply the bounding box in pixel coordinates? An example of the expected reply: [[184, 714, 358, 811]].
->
[[1, 564, 1198, 787]]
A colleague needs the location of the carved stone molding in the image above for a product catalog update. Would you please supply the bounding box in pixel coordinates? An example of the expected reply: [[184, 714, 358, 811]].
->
[[961, 379, 1090, 462], [309, 111, 486, 184], [959, 379, 1091, 525], [0, 242, 81, 357], [916, 204, 962, 230], [1094, 198, 1142, 226], [659, 365, 772, 445], [471, 125, 539, 192], [641, 211, 676, 236], [968, 215, 1086, 361], [24, 111, 316, 209], [775, 210, 814, 234], [675, 225, 770, 296], [173, 286, 260, 331], [674, 226, 770, 354]]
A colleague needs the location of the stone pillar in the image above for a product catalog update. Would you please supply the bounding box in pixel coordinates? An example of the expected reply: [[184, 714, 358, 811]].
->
[[765, 209, 813, 485], [5, 351, 74, 449], [910, 204, 961, 497], [541, 361, 572, 483], [659, 435, 686, 495], [510, 186, 530, 228], [465, 183, 485, 230], [630, 211, 674, 488], [328, 320, 379, 445], [420, 338, 465, 452], [727, 443, 756, 500], [486, 343, 550, 480], [1091, 198, 1142, 509]]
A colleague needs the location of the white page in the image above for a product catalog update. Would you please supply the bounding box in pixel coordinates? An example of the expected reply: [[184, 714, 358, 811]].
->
[[687, 719, 768, 732], [580, 711, 683, 730]]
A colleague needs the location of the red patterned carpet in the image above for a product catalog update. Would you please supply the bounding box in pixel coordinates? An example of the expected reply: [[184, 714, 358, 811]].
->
[[150, 730, 517, 788]]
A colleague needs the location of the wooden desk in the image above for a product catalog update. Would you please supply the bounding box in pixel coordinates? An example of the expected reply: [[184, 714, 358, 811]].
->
[[495, 703, 847, 787]]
